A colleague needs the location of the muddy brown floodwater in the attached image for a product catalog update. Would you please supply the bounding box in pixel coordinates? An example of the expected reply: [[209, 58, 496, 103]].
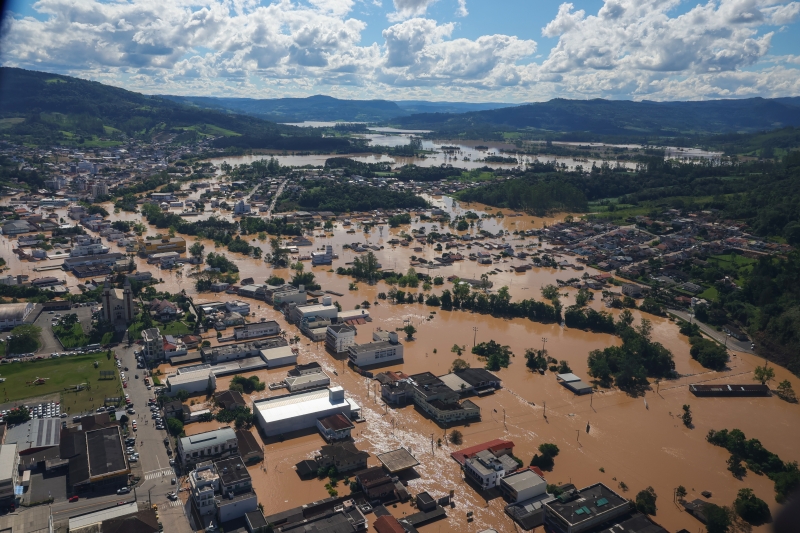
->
[[13, 195, 800, 533]]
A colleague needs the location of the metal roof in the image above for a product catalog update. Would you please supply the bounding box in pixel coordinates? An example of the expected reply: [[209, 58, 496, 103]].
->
[[69, 502, 138, 530], [179, 427, 236, 454]]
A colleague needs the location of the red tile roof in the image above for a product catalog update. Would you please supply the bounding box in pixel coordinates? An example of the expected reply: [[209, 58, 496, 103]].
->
[[450, 439, 515, 465], [373, 515, 405, 533]]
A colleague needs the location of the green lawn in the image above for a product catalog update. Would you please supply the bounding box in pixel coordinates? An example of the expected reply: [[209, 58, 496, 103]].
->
[[709, 254, 756, 267], [53, 323, 90, 349], [697, 286, 719, 301], [160, 321, 191, 336], [0, 352, 123, 414]]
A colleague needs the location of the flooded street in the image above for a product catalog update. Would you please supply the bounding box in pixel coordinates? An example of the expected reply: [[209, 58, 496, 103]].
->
[[10, 188, 799, 533]]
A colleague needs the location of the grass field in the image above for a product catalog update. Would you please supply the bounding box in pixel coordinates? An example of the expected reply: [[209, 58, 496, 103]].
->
[[53, 323, 90, 349], [0, 352, 123, 414], [698, 286, 719, 301], [709, 254, 756, 267]]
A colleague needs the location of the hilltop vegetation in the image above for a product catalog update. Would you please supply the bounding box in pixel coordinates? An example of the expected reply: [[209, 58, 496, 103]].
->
[[0, 67, 353, 151]]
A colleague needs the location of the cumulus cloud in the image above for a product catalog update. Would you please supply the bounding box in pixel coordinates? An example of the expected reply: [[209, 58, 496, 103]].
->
[[0, 0, 798, 101], [388, 0, 439, 21]]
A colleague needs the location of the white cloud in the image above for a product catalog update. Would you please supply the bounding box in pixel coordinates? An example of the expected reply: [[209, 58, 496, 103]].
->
[[388, 0, 438, 21], [0, 0, 798, 101]]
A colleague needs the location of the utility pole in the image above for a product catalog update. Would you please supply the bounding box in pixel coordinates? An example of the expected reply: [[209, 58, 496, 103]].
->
[[543, 401, 546, 418], [430, 433, 434, 455], [542, 337, 547, 353], [503, 408, 506, 429], [472, 326, 478, 347]]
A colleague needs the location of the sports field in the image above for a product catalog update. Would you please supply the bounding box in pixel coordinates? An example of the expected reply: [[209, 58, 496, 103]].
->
[[0, 352, 123, 414]]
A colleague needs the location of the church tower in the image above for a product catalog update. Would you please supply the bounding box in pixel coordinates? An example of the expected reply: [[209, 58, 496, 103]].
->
[[123, 278, 133, 322], [101, 282, 112, 323]]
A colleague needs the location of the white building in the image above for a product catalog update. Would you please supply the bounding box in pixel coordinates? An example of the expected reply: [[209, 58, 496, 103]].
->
[[166, 366, 216, 396], [233, 200, 251, 215], [177, 427, 238, 469], [147, 251, 181, 266], [0, 303, 34, 329], [91, 181, 109, 198], [500, 469, 549, 503], [285, 370, 330, 392], [463, 449, 520, 490], [289, 299, 338, 325], [225, 300, 251, 315], [141, 328, 165, 362], [325, 324, 356, 354], [253, 387, 360, 437], [311, 245, 333, 265], [189, 460, 219, 516], [0, 443, 19, 504], [233, 320, 281, 340], [259, 345, 297, 368], [347, 331, 403, 367], [271, 286, 308, 306], [70, 239, 110, 257]]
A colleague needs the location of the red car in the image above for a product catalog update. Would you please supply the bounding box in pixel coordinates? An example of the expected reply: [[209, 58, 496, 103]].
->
[[69, 496, 79, 503]]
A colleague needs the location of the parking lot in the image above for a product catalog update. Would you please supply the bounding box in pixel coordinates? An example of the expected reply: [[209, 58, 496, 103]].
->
[[28, 304, 95, 357]]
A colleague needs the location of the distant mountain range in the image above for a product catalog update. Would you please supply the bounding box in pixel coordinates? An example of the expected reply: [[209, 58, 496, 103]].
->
[[161, 94, 515, 122], [390, 97, 800, 136]]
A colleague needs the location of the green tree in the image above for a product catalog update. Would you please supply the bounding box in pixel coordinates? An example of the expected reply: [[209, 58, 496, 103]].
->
[[269, 238, 289, 267], [449, 429, 463, 445], [681, 405, 693, 427], [635, 486, 657, 515], [167, 417, 184, 436], [727, 455, 746, 479], [189, 242, 205, 258], [776, 380, 796, 402], [733, 488, 770, 525], [675, 485, 687, 501], [403, 324, 416, 340], [175, 389, 190, 402], [541, 284, 559, 300], [524, 348, 548, 372], [574, 289, 590, 307], [451, 358, 470, 372], [753, 365, 775, 385], [8, 324, 42, 353], [704, 503, 732, 533]]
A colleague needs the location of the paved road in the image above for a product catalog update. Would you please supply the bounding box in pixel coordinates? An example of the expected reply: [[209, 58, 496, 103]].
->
[[667, 309, 754, 354], [30, 306, 94, 356], [266, 178, 288, 219], [119, 344, 195, 532]]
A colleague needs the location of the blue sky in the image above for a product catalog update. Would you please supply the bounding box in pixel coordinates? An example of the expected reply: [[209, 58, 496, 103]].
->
[[2, 0, 799, 102]]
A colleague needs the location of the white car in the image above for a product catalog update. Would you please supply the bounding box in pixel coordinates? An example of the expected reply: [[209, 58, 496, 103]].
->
[[120, 373, 125, 379]]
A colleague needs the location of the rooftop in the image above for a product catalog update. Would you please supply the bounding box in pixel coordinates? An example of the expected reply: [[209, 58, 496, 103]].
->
[[0, 302, 31, 320], [180, 427, 236, 454], [317, 413, 354, 432], [0, 444, 17, 481], [68, 502, 138, 531], [348, 340, 398, 354], [215, 456, 250, 486], [502, 468, 547, 494], [254, 388, 351, 425], [86, 426, 127, 478], [545, 483, 630, 527], [451, 439, 515, 465], [376, 447, 420, 474]]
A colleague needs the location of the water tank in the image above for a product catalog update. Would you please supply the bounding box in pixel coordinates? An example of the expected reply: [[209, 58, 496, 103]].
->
[[322, 295, 332, 306], [388, 331, 398, 344], [329, 386, 345, 402]]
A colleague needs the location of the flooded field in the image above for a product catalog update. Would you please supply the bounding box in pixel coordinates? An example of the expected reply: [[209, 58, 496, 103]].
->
[[6, 192, 798, 533]]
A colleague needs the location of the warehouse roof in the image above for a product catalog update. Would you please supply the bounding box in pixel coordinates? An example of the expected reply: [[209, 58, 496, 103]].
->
[[376, 447, 419, 474], [87, 426, 127, 478], [179, 427, 236, 454], [254, 388, 351, 425], [0, 302, 31, 321]]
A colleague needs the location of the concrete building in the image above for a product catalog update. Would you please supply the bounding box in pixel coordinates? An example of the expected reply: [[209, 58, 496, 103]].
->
[[60, 422, 131, 493], [314, 441, 368, 473], [225, 300, 251, 315], [63, 252, 124, 270], [347, 330, 403, 367], [190, 460, 220, 517], [316, 413, 354, 441], [147, 251, 180, 266], [216, 455, 258, 522], [253, 387, 360, 438], [1, 220, 34, 235], [544, 483, 631, 533], [288, 298, 338, 326], [100, 279, 134, 330], [166, 366, 217, 396], [263, 497, 367, 533], [311, 245, 333, 265], [0, 444, 19, 504], [233, 200, 251, 215], [177, 427, 238, 469], [500, 469, 549, 503], [138, 237, 186, 255], [325, 324, 356, 354], [260, 345, 298, 368], [70, 238, 109, 257], [285, 370, 330, 392], [438, 368, 502, 395], [381, 372, 481, 425], [271, 286, 309, 306], [0, 302, 34, 329], [233, 320, 281, 341], [463, 449, 520, 490], [141, 328, 165, 363], [556, 373, 593, 396]]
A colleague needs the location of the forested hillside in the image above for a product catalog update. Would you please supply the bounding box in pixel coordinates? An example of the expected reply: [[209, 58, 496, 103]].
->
[[0, 67, 350, 151]]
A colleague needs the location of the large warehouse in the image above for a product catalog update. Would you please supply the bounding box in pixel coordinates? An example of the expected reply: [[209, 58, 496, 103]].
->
[[253, 387, 360, 437]]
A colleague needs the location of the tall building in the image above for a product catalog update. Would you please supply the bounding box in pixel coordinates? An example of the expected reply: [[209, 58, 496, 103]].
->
[[142, 328, 165, 363], [101, 279, 134, 330]]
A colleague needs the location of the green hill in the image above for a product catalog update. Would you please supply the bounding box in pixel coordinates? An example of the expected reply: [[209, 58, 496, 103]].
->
[[0, 67, 351, 151], [390, 97, 800, 138]]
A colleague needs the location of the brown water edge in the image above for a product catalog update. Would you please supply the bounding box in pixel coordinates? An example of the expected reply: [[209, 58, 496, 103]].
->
[[13, 201, 800, 532]]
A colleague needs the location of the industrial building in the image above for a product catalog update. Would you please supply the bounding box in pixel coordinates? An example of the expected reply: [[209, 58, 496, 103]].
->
[[165, 366, 217, 396], [285, 369, 330, 392], [0, 302, 34, 329], [556, 373, 594, 395], [380, 372, 481, 425], [253, 387, 360, 437], [263, 497, 367, 533], [138, 236, 186, 255], [347, 330, 403, 367], [60, 420, 131, 493], [438, 368, 502, 395], [500, 469, 549, 503], [260, 344, 298, 368], [200, 337, 288, 364]]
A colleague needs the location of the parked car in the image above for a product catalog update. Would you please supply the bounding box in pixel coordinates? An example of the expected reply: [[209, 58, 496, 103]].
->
[[69, 496, 79, 503], [117, 487, 130, 495]]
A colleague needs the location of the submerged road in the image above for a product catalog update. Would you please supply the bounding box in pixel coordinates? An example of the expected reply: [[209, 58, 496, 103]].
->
[[667, 308, 754, 354]]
